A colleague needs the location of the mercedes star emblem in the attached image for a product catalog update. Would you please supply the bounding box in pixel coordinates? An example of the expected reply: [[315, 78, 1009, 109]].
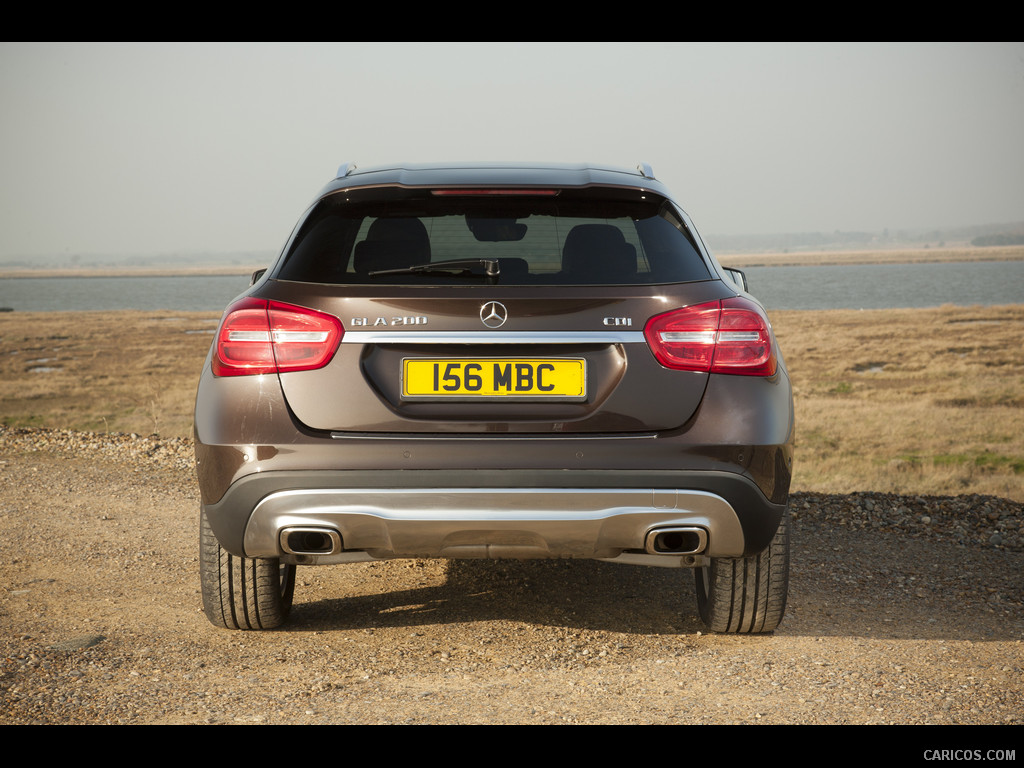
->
[[480, 301, 508, 328]]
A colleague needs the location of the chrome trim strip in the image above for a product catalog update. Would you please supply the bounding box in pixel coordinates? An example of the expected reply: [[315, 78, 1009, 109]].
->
[[341, 331, 646, 345]]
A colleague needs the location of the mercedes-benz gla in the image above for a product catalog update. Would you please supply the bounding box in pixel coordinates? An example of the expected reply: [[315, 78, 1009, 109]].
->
[[195, 162, 794, 633]]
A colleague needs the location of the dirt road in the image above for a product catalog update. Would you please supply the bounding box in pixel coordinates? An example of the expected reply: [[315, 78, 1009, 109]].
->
[[1, 427, 1021, 725]]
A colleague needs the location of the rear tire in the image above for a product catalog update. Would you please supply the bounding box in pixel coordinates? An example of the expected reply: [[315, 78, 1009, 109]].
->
[[694, 508, 789, 633], [200, 509, 295, 630]]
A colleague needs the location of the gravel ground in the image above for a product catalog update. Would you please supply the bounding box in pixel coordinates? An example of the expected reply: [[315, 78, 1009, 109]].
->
[[1, 425, 1022, 725]]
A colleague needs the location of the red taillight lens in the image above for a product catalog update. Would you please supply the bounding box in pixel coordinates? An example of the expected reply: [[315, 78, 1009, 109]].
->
[[644, 297, 776, 376], [212, 298, 344, 377], [713, 298, 776, 375], [643, 300, 721, 372]]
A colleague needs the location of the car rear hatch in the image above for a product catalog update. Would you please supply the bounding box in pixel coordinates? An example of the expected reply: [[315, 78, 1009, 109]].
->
[[229, 181, 752, 435], [264, 282, 739, 434]]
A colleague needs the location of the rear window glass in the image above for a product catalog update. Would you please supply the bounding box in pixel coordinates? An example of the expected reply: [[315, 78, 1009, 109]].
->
[[274, 186, 711, 286]]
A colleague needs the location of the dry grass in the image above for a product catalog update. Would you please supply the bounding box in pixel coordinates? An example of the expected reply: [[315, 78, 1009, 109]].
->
[[2, 306, 1022, 501], [0, 311, 220, 436], [772, 304, 1024, 501]]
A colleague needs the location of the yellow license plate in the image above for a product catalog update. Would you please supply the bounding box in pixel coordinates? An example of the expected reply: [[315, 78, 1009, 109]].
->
[[402, 358, 586, 399]]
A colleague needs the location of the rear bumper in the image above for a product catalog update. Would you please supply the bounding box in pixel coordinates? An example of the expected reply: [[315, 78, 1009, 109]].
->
[[195, 360, 794, 565], [201, 468, 787, 565], [247, 486, 738, 563]]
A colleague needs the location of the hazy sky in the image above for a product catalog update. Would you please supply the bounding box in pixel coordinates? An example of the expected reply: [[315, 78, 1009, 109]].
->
[[2, 42, 1022, 259]]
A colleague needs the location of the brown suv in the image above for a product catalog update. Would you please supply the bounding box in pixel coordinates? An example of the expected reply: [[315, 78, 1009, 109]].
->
[[195, 162, 793, 633]]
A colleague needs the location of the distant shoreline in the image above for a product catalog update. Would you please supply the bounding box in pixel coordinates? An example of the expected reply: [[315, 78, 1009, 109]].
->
[[0, 265, 267, 279], [1, 245, 1023, 278], [715, 245, 1024, 268]]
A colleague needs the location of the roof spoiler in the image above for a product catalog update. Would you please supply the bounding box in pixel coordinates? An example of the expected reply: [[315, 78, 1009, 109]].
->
[[336, 161, 652, 180]]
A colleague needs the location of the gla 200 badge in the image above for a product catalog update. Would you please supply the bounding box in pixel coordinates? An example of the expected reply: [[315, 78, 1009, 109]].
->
[[350, 316, 428, 327]]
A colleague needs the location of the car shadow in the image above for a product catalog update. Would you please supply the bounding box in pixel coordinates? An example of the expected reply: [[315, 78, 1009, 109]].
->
[[288, 558, 705, 635], [283, 520, 1023, 641]]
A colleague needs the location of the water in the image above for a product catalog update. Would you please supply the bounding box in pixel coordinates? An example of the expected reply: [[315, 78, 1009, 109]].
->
[[742, 260, 1024, 310], [0, 274, 252, 313], [0, 261, 1021, 312]]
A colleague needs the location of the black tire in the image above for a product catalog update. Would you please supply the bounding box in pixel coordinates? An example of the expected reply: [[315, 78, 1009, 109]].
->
[[694, 508, 789, 633], [200, 509, 295, 630]]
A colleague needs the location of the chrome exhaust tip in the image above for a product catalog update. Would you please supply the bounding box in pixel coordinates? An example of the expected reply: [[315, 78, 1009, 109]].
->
[[281, 527, 343, 556], [645, 526, 707, 556]]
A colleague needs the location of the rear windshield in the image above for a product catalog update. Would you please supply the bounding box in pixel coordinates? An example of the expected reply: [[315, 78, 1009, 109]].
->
[[273, 185, 711, 286]]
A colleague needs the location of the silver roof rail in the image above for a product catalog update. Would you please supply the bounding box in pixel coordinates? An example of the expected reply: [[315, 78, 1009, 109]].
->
[[636, 162, 655, 180], [336, 161, 357, 179]]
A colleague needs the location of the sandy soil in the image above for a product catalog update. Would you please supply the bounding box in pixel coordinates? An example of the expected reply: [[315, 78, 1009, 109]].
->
[[1, 428, 1021, 726]]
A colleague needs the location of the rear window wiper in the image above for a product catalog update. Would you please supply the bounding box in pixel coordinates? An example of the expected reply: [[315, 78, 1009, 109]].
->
[[369, 258, 500, 279]]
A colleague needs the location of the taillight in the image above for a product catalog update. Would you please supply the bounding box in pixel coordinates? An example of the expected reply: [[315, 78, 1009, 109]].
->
[[644, 297, 777, 376], [212, 298, 344, 377]]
